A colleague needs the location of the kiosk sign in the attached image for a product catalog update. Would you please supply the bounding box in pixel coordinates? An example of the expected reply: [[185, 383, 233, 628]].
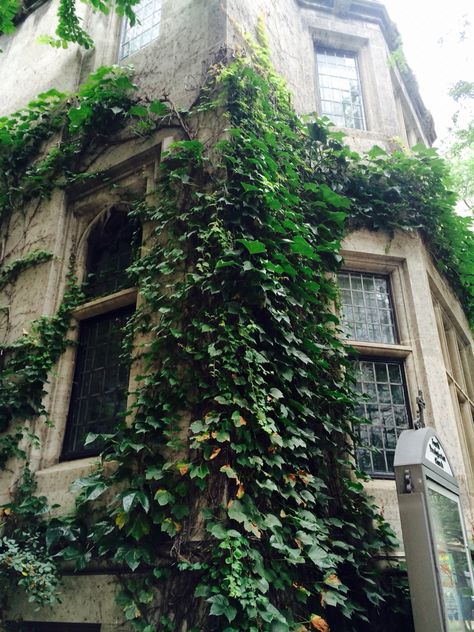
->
[[425, 436, 453, 475], [394, 428, 474, 632]]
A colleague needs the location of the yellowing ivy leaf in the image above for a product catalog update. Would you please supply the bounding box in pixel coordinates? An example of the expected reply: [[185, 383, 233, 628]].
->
[[209, 447, 221, 460], [115, 511, 127, 529], [177, 463, 189, 476], [220, 464, 239, 480], [310, 615, 330, 632], [324, 573, 341, 588]]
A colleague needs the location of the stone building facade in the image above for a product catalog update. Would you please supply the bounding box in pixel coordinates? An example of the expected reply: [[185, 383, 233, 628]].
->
[[0, 0, 473, 628]]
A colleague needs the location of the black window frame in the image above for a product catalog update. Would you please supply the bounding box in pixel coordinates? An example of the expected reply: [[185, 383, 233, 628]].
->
[[12, 0, 49, 26]]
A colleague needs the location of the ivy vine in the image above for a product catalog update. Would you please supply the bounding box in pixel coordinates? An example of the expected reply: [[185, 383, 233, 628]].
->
[[0, 250, 53, 292], [0, 0, 140, 49], [0, 26, 472, 632]]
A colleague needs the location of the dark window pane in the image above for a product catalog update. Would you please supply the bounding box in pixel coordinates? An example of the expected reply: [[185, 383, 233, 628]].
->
[[62, 306, 133, 460], [84, 212, 140, 300], [7, 624, 100, 632], [338, 272, 397, 343], [354, 359, 410, 476]]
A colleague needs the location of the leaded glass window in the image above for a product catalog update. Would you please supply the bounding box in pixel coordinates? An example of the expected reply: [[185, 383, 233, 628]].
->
[[315, 48, 366, 130], [62, 306, 133, 460], [354, 359, 410, 476], [338, 272, 397, 344], [62, 211, 138, 460], [119, 0, 162, 60], [84, 212, 139, 299]]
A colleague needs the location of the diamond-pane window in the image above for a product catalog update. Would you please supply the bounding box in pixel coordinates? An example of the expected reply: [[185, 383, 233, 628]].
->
[[315, 48, 366, 130], [119, 0, 162, 60], [354, 359, 410, 476], [338, 272, 397, 344], [62, 306, 133, 460]]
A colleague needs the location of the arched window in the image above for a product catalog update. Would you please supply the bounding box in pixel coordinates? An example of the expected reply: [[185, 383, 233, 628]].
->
[[61, 212, 139, 460]]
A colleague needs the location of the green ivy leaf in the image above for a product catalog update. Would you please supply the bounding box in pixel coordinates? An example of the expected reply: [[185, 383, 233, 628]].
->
[[237, 239, 267, 255]]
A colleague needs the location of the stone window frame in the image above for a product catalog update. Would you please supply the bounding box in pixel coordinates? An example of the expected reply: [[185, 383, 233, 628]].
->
[[339, 254, 415, 479], [432, 291, 474, 492], [41, 140, 169, 469], [310, 28, 375, 132], [59, 206, 141, 463], [59, 213, 138, 461]]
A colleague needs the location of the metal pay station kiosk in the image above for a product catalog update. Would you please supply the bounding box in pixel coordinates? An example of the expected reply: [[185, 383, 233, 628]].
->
[[394, 427, 474, 631]]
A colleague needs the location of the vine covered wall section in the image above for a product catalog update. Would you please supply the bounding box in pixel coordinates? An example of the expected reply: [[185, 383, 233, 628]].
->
[[0, 30, 472, 632]]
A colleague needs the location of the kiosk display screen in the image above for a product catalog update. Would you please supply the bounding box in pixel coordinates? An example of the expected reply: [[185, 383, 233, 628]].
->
[[426, 480, 474, 631]]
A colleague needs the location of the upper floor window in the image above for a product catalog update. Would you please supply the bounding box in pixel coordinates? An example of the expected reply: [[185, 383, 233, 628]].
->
[[338, 271, 397, 344], [119, 0, 162, 61], [61, 211, 139, 460], [85, 211, 139, 299], [315, 48, 366, 130]]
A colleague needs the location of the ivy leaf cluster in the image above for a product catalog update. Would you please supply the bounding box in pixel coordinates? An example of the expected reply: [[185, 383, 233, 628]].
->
[[0, 466, 60, 613], [0, 250, 53, 292], [60, 49, 413, 631], [0, 272, 83, 464], [0, 0, 140, 48], [347, 144, 474, 321]]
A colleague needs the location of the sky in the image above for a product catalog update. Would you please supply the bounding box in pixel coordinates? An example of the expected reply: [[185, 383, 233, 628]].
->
[[382, 0, 473, 146]]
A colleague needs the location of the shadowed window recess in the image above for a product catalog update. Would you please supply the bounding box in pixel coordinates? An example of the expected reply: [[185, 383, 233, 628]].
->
[[84, 211, 140, 299], [6, 623, 100, 632], [315, 48, 366, 130], [62, 212, 139, 460]]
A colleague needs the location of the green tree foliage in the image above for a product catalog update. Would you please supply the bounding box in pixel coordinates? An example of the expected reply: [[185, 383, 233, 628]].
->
[[446, 80, 474, 212], [0, 0, 19, 36]]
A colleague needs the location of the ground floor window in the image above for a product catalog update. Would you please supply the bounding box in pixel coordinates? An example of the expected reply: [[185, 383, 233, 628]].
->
[[353, 358, 411, 476], [7, 623, 100, 632], [61, 305, 133, 460]]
